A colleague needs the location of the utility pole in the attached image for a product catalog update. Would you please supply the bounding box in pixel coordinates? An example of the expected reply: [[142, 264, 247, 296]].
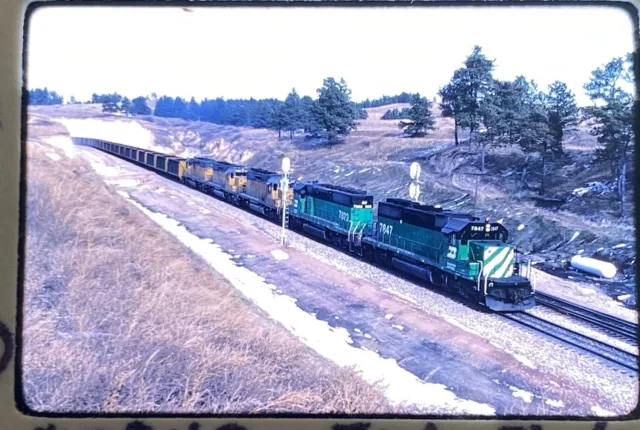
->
[[459, 171, 485, 217], [474, 173, 479, 214], [280, 157, 291, 246]]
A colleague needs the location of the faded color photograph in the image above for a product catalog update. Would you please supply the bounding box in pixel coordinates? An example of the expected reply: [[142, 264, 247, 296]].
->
[[23, 4, 637, 417]]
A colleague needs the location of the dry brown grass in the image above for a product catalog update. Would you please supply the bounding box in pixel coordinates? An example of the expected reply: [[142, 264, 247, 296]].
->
[[22, 142, 396, 414]]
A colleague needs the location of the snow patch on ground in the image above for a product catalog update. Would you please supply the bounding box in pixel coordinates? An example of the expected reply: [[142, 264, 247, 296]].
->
[[591, 405, 616, 416], [45, 136, 76, 158], [572, 181, 617, 197], [354, 328, 362, 333], [359, 168, 371, 173], [344, 171, 355, 177], [517, 224, 525, 231], [364, 333, 372, 339], [117, 198, 495, 415], [56, 118, 157, 152], [46, 152, 61, 161], [271, 249, 289, 261], [104, 179, 141, 188], [509, 386, 533, 403], [199, 208, 211, 214], [85, 154, 120, 177], [612, 243, 627, 249], [385, 313, 393, 320], [545, 399, 565, 408], [392, 324, 405, 331]]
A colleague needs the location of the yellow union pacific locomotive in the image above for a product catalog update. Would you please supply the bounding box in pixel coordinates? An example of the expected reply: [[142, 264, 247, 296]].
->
[[72, 137, 293, 221]]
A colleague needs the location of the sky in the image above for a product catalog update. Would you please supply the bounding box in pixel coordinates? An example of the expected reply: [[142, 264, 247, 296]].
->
[[27, 5, 636, 106]]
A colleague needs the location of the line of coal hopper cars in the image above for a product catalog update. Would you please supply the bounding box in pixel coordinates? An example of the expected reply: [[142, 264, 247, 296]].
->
[[74, 137, 536, 312]]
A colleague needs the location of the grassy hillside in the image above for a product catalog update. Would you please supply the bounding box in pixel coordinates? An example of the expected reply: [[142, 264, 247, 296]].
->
[[28, 104, 636, 297], [23, 120, 397, 413]]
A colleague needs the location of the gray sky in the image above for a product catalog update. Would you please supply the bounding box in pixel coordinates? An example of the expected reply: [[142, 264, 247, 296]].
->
[[27, 5, 635, 106]]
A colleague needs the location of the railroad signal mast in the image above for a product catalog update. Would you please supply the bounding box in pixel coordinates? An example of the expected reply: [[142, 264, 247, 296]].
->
[[409, 161, 421, 202], [280, 157, 291, 246]]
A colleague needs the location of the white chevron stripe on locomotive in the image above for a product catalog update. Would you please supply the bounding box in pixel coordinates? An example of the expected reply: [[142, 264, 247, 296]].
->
[[493, 248, 515, 279], [482, 247, 511, 277]]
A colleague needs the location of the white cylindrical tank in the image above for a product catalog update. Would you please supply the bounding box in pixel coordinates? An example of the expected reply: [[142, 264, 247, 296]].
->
[[570, 255, 617, 279]]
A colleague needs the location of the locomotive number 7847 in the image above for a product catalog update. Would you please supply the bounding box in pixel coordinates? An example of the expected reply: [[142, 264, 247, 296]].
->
[[379, 223, 394, 235]]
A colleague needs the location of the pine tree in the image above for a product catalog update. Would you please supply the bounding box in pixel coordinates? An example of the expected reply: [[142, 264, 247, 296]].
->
[[120, 97, 132, 114], [300, 95, 318, 134], [102, 102, 119, 113], [130, 96, 151, 115], [458, 46, 495, 144], [154, 96, 176, 117], [477, 80, 508, 171], [538, 81, 579, 192], [399, 94, 436, 137], [283, 88, 302, 139], [312, 77, 358, 145], [69, 96, 77, 104], [269, 102, 287, 139], [188, 97, 201, 121], [173, 97, 188, 119], [583, 53, 634, 215], [439, 68, 470, 145]]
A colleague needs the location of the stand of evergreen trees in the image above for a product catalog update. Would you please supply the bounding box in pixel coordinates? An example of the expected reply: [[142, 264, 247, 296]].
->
[[436, 45, 634, 214], [27, 88, 64, 105], [146, 77, 367, 144], [437, 46, 580, 188], [358, 92, 418, 108], [381, 107, 411, 120]]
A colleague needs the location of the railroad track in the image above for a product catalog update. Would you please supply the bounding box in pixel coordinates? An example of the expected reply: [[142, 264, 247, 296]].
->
[[535, 292, 638, 345], [503, 312, 638, 373]]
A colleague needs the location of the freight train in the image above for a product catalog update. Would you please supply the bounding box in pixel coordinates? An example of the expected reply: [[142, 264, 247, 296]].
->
[[72, 137, 535, 312]]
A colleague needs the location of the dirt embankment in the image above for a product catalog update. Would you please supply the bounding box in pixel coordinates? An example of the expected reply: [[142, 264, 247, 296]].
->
[[22, 125, 396, 413]]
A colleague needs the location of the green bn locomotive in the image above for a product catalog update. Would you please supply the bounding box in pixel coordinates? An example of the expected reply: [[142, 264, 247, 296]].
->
[[290, 182, 534, 312]]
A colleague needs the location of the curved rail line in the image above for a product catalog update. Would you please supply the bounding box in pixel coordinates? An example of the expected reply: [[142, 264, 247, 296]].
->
[[503, 312, 638, 373], [535, 292, 638, 345], [76, 141, 638, 368]]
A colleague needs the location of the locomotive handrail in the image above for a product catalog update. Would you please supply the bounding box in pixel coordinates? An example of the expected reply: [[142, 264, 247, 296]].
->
[[476, 261, 483, 291], [484, 271, 490, 296]]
